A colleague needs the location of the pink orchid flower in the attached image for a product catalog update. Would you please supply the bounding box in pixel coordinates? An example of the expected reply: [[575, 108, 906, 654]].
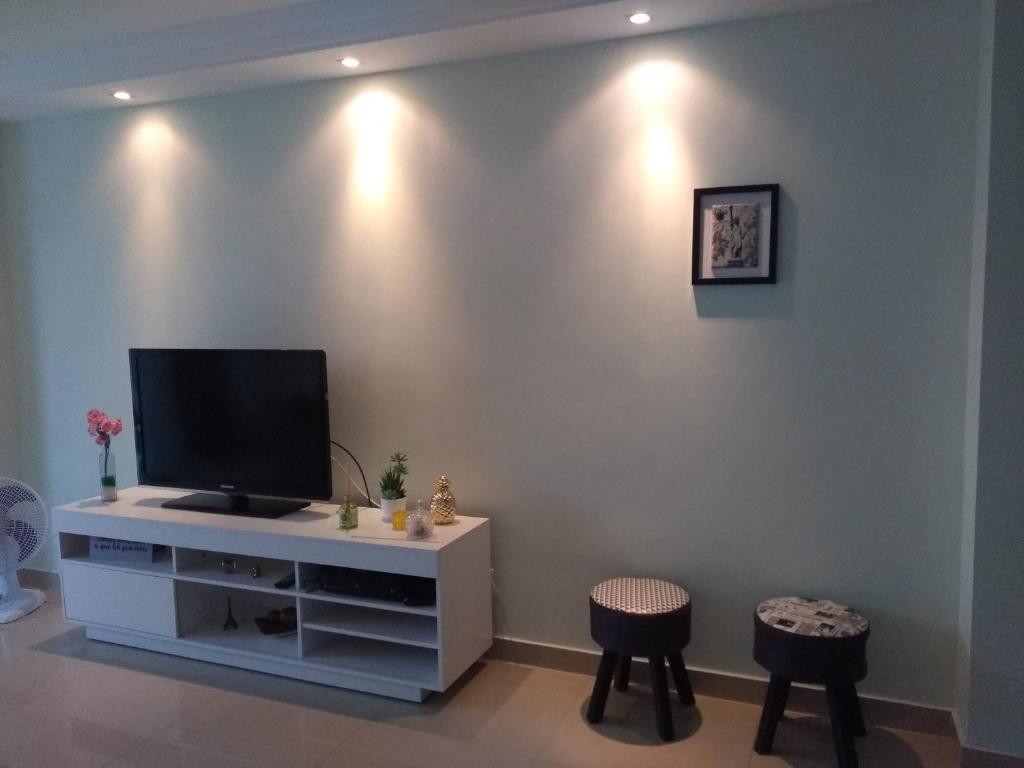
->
[[86, 409, 123, 446]]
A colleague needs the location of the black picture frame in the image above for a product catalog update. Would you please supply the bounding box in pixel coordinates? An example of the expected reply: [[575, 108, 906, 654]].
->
[[692, 183, 779, 285]]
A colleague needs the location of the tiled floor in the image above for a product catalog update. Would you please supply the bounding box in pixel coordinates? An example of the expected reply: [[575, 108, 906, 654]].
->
[[0, 581, 962, 768]]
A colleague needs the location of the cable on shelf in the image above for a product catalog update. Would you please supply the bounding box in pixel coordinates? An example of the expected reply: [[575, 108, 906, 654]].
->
[[329, 440, 376, 507]]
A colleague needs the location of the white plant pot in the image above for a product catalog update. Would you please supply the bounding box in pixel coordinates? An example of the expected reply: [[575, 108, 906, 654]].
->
[[379, 497, 406, 524]]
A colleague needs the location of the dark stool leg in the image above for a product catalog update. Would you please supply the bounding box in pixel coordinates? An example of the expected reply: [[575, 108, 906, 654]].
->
[[614, 655, 631, 691], [754, 674, 791, 755], [586, 650, 618, 724], [666, 651, 696, 706], [648, 656, 674, 741], [826, 684, 859, 768], [775, 677, 791, 724], [844, 685, 866, 737]]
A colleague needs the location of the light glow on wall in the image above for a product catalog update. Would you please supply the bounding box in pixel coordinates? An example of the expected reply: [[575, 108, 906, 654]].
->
[[116, 114, 197, 336], [547, 55, 691, 277], [128, 119, 176, 156], [627, 60, 681, 100], [347, 91, 399, 200], [289, 83, 470, 364], [126, 118, 183, 238], [627, 60, 686, 187], [126, 118, 176, 241], [642, 124, 679, 183]]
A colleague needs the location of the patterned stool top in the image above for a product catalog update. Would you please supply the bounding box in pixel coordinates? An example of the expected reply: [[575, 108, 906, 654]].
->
[[756, 597, 869, 638], [591, 578, 690, 615]]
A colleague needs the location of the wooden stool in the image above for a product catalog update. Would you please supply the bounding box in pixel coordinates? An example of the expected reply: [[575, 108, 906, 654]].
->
[[586, 577, 695, 741], [753, 597, 870, 768]]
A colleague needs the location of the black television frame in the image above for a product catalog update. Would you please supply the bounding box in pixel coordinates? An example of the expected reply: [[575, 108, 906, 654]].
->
[[129, 348, 332, 518]]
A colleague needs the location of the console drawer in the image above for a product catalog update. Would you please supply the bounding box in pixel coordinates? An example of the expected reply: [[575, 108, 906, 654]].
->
[[62, 561, 178, 637]]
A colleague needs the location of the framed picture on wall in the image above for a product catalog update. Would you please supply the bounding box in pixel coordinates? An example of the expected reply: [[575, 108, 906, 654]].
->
[[692, 184, 779, 285]]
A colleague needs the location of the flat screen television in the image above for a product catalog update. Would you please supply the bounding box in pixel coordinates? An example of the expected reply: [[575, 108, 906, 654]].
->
[[129, 348, 332, 518]]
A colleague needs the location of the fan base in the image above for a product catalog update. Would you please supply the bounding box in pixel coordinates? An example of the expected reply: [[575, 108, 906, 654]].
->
[[0, 588, 46, 624]]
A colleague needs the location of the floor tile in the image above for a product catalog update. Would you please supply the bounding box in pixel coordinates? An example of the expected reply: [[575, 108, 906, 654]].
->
[[107, 740, 264, 768], [342, 722, 463, 768], [41, 664, 215, 737], [317, 744, 429, 768], [538, 691, 758, 768], [0, 691, 143, 768], [315, 749, 423, 768], [0, 598, 76, 649], [0, 599, 86, 718], [28, 624, 384, 721], [747, 714, 963, 768], [861, 727, 962, 768], [151, 689, 360, 768], [339, 722, 534, 768], [0, 646, 95, 713], [372, 662, 586, 758], [443, 743, 534, 768]]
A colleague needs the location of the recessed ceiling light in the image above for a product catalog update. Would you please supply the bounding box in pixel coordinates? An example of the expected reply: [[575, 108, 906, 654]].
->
[[112, 90, 132, 100], [628, 11, 651, 25], [339, 57, 360, 69]]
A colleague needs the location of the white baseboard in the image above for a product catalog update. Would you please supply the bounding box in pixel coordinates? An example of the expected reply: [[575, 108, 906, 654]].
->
[[486, 634, 955, 737]]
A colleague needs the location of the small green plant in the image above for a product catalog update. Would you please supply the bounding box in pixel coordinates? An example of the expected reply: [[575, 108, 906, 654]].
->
[[378, 451, 409, 500]]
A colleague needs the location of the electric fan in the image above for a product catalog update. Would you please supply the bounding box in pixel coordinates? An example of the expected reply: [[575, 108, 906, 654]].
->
[[0, 478, 48, 623]]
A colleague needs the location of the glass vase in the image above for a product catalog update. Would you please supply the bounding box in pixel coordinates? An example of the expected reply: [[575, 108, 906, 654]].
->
[[338, 496, 359, 530], [99, 447, 117, 502], [406, 499, 434, 540]]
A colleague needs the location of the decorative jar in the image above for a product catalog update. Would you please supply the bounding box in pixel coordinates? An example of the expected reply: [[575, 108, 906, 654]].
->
[[430, 475, 457, 525], [380, 496, 406, 524], [406, 499, 434, 540]]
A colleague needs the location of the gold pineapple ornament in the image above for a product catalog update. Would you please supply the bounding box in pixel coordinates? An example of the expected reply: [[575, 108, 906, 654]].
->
[[430, 475, 457, 525]]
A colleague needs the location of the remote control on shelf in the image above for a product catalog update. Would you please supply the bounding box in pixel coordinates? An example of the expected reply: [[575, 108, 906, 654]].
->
[[273, 573, 296, 590]]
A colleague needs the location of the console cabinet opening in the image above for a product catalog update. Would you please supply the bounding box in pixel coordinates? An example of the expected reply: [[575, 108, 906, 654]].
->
[[301, 628, 439, 687], [301, 599, 439, 648], [59, 532, 173, 575], [174, 547, 296, 593]]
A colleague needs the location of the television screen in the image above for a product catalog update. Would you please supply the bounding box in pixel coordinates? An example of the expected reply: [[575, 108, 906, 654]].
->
[[130, 349, 331, 515]]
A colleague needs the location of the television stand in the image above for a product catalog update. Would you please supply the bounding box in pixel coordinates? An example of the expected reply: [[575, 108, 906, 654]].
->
[[53, 486, 492, 702], [162, 492, 309, 519]]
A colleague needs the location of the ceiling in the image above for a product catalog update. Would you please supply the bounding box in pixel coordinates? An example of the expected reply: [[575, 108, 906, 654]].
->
[[0, 0, 859, 121]]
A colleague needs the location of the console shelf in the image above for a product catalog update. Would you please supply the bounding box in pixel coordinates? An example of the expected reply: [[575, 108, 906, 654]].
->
[[179, 625, 301, 659], [54, 487, 492, 702], [174, 549, 295, 595], [302, 633, 439, 686], [297, 588, 438, 616], [60, 549, 175, 577], [302, 600, 439, 648]]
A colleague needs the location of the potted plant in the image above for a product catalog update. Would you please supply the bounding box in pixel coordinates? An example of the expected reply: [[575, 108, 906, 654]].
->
[[378, 451, 409, 523]]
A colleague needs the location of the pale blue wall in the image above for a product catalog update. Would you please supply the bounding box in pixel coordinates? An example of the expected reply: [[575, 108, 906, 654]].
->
[[957, 0, 1024, 756], [0, 0, 981, 706], [0, 165, 20, 478]]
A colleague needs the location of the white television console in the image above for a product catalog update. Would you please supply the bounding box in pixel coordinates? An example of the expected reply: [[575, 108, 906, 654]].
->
[[53, 487, 492, 701]]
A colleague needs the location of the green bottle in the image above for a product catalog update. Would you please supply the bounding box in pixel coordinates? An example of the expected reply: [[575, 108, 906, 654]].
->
[[339, 495, 359, 530]]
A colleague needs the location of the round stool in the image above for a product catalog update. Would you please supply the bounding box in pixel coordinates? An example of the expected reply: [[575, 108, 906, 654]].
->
[[586, 577, 695, 741], [753, 597, 870, 768]]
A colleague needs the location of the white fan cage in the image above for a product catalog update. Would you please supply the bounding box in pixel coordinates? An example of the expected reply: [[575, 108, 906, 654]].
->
[[0, 477, 48, 622]]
